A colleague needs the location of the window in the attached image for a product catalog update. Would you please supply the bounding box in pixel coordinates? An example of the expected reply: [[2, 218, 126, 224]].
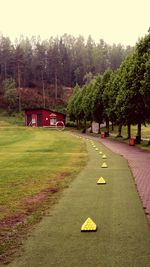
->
[[50, 118, 56, 125]]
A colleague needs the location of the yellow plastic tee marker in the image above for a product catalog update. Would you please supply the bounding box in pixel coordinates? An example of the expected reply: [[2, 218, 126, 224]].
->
[[97, 177, 106, 184], [101, 162, 108, 168], [81, 217, 97, 232]]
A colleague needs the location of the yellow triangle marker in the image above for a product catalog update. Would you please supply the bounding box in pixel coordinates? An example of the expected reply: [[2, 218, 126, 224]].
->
[[97, 177, 106, 184], [99, 151, 102, 154], [101, 162, 108, 168], [81, 217, 97, 232], [102, 154, 107, 159], [95, 148, 98, 151]]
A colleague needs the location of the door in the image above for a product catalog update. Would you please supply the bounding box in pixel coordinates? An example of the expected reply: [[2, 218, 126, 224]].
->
[[37, 114, 42, 126], [26, 114, 32, 126]]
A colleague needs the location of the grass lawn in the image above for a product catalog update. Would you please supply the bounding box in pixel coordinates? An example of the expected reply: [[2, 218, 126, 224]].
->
[[109, 124, 150, 138], [6, 136, 150, 267], [0, 126, 87, 263], [0, 113, 23, 127], [99, 124, 150, 151]]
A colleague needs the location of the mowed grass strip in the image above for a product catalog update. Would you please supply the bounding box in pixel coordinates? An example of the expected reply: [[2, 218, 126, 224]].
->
[[5, 137, 150, 267], [0, 127, 87, 262]]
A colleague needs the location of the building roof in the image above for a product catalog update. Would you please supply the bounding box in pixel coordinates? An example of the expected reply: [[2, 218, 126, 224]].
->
[[24, 108, 66, 116]]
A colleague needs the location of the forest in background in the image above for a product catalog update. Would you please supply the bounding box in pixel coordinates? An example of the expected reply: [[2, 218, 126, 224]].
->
[[0, 34, 133, 112]]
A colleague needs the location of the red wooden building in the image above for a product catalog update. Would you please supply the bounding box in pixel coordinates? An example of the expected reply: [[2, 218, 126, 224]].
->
[[25, 108, 66, 127]]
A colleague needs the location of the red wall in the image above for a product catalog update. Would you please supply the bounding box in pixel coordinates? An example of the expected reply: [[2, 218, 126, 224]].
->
[[25, 109, 65, 127]]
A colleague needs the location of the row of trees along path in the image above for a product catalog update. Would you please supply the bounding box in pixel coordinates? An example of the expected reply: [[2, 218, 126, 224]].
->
[[67, 29, 150, 144]]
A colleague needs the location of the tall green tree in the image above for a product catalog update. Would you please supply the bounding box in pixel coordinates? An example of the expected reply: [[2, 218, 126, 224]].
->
[[92, 75, 104, 133], [0, 36, 13, 79], [82, 80, 95, 132], [2, 78, 17, 111]]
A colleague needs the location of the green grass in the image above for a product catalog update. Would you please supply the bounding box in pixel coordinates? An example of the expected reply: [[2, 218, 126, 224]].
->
[[6, 137, 150, 267], [0, 126, 87, 262], [99, 124, 150, 151], [0, 113, 23, 126], [107, 124, 150, 138]]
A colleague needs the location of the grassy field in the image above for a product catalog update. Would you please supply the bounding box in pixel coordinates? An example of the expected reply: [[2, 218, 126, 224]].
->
[[98, 124, 150, 151], [0, 112, 23, 127], [0, 125, 87, 262], [6, 136, 150, 267], [109, 124, 150, 138]]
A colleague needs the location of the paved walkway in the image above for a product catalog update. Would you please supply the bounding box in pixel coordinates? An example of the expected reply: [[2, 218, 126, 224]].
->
[[97, 137, 150, 223]]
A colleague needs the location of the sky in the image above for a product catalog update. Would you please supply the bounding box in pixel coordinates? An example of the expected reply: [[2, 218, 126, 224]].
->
[[0, 0, 149, 46]]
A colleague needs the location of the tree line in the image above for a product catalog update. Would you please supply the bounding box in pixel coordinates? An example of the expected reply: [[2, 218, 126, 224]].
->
[[67, 29, 150, 143], [0, 34, 132, 112]]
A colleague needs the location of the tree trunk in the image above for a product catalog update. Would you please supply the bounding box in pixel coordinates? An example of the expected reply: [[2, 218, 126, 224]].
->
[[98, 122, 101, 134], [136, 122, 141, 143], [90, 120, 93, 133], [4, 62, 7, 79], [106, 117, 109, 134], [127, 123, 131, 139], [55, 70, 58, 100], [17, 63, 21, 112], [41, 70, 45, 108], [105, 117, 109, 137], [82, 119, 86, 133], [79, 119, 81, 129], [117, 124, 122, 137], [111, 121, 114, 131]]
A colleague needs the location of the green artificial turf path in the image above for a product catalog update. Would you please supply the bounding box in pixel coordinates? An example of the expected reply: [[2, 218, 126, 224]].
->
[[6, 134, 150, 267]]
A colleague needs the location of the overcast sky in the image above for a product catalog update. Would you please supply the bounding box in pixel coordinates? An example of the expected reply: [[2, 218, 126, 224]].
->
[[0, 0, 149, 46]]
